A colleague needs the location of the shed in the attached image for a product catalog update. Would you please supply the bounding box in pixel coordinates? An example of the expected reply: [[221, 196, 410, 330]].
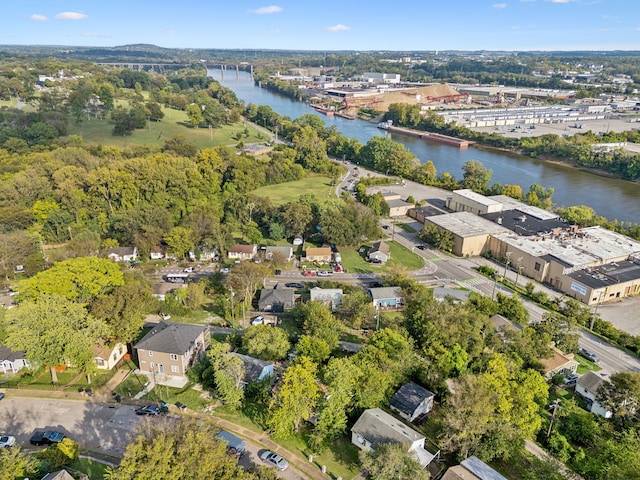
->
[[390, 382, 435, 422]]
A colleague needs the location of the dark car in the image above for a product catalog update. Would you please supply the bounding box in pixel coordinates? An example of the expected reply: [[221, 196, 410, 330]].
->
[[135, 405, 162, 416], [416, 245, 427, 250], [30, 431, 65, 446], [285, 282, 305, 289], [0, 393, 4, 401], [369, 282, 384, 288]]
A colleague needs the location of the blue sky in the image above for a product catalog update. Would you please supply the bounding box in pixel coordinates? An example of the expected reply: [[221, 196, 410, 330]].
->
[[2, 0, 639, 51]]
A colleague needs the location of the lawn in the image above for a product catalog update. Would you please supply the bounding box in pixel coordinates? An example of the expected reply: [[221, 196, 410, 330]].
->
[[340, 241, 424, 274], [252, 176, 336, 205], [112, 371, 150, 398], [70, 457, 111, 480], [68, 103, 264, 149], [143, 383, 211, 411]]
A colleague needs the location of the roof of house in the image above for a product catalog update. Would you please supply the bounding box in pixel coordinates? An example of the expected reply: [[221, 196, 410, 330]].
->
[[265, 246, 293, 258], [42, 470, 75, 480], [490, 314, 519, 333], [442, 465, 482, 480], [577, 370, 608, 393], [107, 246, 136, 256], [339, 341, 364, 353], [369, 286, 403, 300], [231, 352, 272, 383], [390, 382, 435, 416], [352, 408, 425, 447], [259, 287, 295, 305], [93, 343, 116, 360], [310, 286, 343, 296], [0, 345, 26, 362], [369, 241, 390, 255], [134, 322, 207, 355], [460, 456, 509, 480], [228, 244, 257, 254], [305, 247, 332, 257], [540, 347, 578, 374]]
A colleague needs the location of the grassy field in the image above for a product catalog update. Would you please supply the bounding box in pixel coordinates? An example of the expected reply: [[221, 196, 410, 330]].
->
[[252, 176, 336, 205], [68, 103, 265, 149], [340, 241, 424, 273]]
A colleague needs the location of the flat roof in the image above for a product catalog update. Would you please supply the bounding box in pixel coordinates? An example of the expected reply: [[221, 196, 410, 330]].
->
[[482, 209, 567, 237], [487, 195, 559, 221], [493, 226, 640, 269], [568, 260, 640, 289], [452, 189, 502, 207], [428, 211, 509, 238]]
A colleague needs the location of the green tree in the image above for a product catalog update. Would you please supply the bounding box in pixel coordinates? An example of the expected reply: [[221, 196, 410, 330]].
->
[[294, 301, 341, 351], [296, 335, 331, 363], [106, 420, 254, 480], [0, 445, 39, 480], [359, 442, 430, 480], [292, 125, 328, 172], [163, 226, 194, 259], [597, 371, 640, 425], [38, 437, 79, 468], [242, 325, 290, 361], [268, 356, 319, 437], [227, 262, 270, 306], [89, 271, 153, 343], [186, 103, 204, 127], [19, 256, 124, 303], [5, 294, 108, 382], [462, 160, 492, 193], [281, 202, 313, 237], [211, 346, 245, 410], [419, 224, 454, 252], [312, 357, 360, 449]]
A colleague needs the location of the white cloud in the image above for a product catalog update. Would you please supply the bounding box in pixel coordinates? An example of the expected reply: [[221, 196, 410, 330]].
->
[[493, 3, 508, 8], [30, 14, 48, 21], [55, 11, 88, 20], [326, 24, 350, 32], [249, 5, 283, 14]]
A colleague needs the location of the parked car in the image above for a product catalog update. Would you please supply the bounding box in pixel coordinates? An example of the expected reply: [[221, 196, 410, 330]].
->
[[369, 282, 384, 288], [260, 450, 289, 471], [563, 373, 580, 385], [159, 312, 171, 320], [30, 431, 65, 446], [317, 271, 332, 277], [0, 393, 4, 401], [302, 270, 317, 277], [579, 348, 601, 364], [251, 316, 265, 326], [183, 267, 194, 273], [135, 405, 162, 416], [416, 245, 427, 250], [285, 282, 305, 289], [216, 430, 246, 456], [369, 258, 382, 264], [0, 435, 15, 448]]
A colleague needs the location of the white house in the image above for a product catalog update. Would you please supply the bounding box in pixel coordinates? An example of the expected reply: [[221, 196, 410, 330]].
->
[[107, 246, 138, 263], [94, 343, 127, 370], [0, 346, 30, 374], [351, 408, 437, 467], [309, 287, 343, 311], [575, 371, 612, 418]]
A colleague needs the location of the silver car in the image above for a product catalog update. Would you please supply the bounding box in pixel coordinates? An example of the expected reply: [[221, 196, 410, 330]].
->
[[260, 450, 289, 471]]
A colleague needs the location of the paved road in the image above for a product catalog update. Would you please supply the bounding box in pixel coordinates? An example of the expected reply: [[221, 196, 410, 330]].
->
[[0, 396, 311, 479]]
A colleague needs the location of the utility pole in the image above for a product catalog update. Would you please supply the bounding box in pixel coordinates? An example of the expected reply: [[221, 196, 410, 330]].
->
[[547, 399, 561, 438], [515, 257, 523, 286], [503, 251, 512, 279]]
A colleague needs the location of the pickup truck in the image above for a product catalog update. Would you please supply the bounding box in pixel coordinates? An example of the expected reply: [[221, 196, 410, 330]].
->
[[30, 430, 66, 446]]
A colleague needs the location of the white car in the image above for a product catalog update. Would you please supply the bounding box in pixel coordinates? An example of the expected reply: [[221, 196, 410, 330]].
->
[[0, 435, 15, 448], [260, 450, 289, 471], [251, 316, 264, 326]]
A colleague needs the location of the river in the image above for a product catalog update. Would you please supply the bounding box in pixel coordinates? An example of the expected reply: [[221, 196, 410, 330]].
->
[[208, 67, 640, 224]]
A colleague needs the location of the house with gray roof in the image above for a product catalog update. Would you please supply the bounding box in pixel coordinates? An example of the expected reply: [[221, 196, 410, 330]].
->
[[0, 345, 30, 374], [390, 382, 435, 422], [107, 246, 137, 263], [442, 456, 509, 480], [41, 470, 75, 480], [368, 241, 390, 263], [134, 322, 210, 378], [368, 286, 404, 308], [575, 371, 612, 418], [258, 285, 295, 312], [310, 287, 343, 311], [351, 408, 437, 467], [231, 352, 274, 384], [432, 286, 471, 303]]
